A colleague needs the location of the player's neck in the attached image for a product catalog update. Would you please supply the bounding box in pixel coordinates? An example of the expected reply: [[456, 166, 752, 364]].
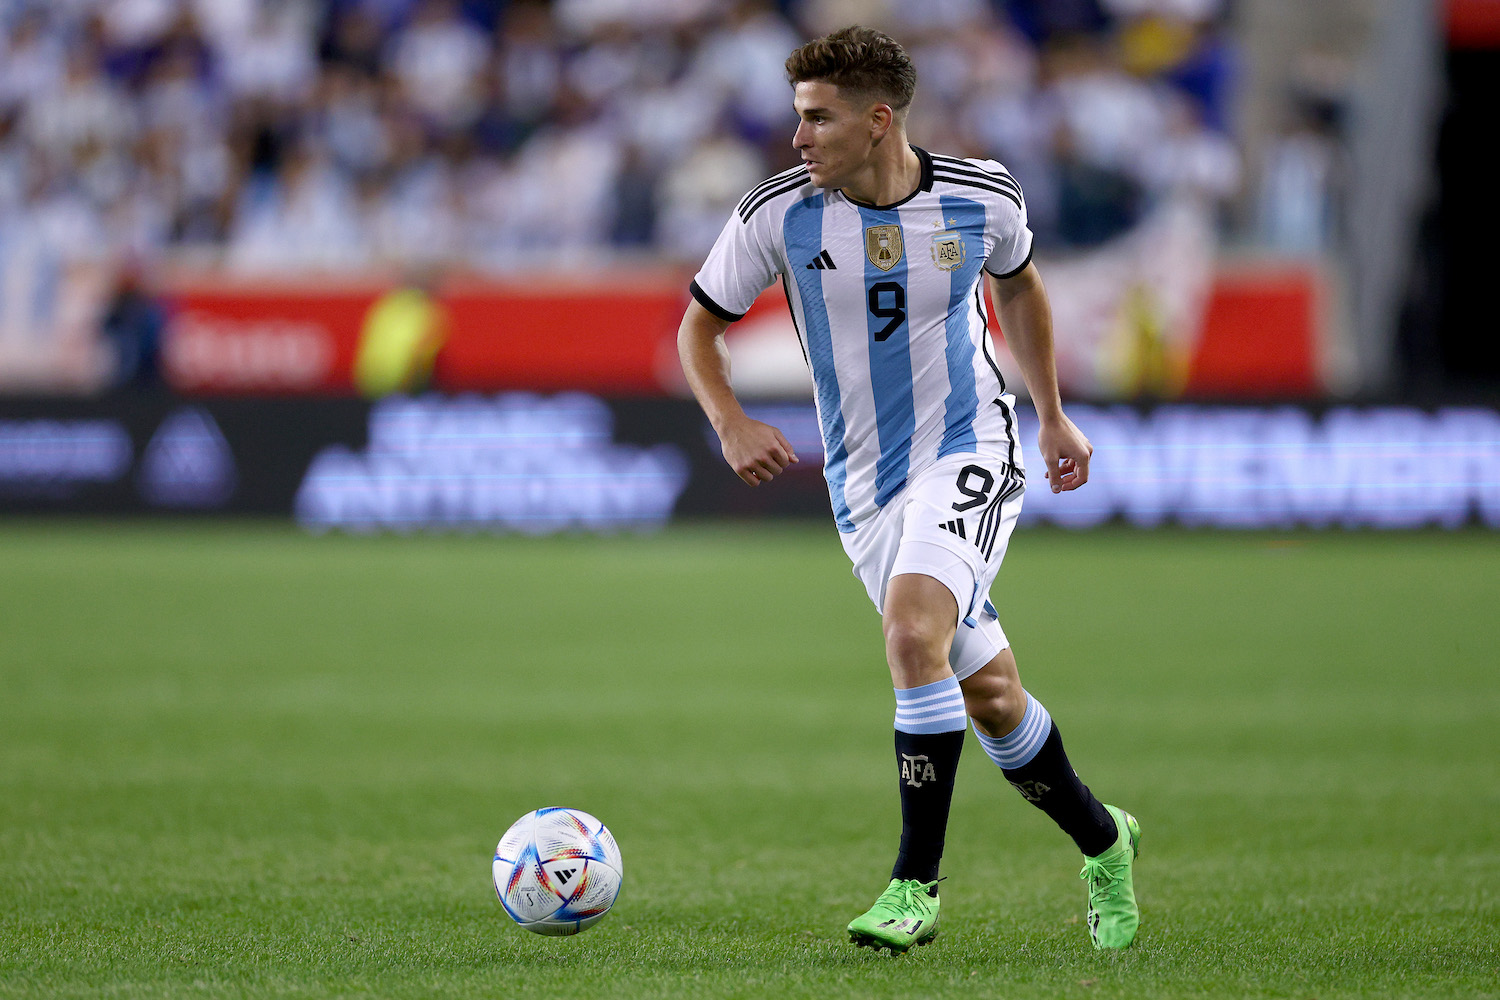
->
[[841, 140, 920, 208]]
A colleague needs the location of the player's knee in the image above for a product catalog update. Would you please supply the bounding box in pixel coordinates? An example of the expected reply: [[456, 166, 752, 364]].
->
[[882, 617, 948, 681]]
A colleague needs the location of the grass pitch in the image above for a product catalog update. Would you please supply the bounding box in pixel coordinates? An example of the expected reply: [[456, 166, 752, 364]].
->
[[1, 520, 1496, 999]]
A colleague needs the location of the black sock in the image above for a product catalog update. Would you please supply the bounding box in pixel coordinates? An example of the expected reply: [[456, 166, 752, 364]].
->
[[890, 728, 965, 886], [1001, 722, 1118, 857]]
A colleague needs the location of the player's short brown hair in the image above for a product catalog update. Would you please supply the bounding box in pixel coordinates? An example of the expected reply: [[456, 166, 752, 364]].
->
[[785, 26, 917, 113]]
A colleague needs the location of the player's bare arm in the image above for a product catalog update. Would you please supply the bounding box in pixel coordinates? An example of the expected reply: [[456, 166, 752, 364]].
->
[[677, 299, 799, 487], [986, 263, 1092, 493]]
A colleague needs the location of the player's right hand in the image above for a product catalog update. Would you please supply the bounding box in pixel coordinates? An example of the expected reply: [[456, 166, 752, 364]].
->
[[717, 416, 799, 486]]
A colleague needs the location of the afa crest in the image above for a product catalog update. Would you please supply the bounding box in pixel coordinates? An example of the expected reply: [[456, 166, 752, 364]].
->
[[930, 224, 965, 271], [865, 224, 903, 271]]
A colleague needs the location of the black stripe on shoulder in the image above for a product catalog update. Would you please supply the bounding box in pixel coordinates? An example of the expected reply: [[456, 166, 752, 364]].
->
[[736, 165, 805, 212], [931, 158, 1021, 192], [930, 154, 1019, 184], [739, 176, 810, 222], [690, 280, 745, 323], [932, 173, 1023, 212], [953, 170, 1023, 204], [735, 166, 807, 217], [984, 244, 1033, 280], [932, 159, 1023, 200], [933, 169, 1022, 199]]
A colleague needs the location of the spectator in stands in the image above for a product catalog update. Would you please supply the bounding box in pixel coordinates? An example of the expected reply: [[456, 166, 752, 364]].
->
[[227, 142, 369, 271], [0, 0, 1261, 277], [0, 9, 65, 113], [100, 260, 167, 389], [220, 0, 318, 106], [387, 0, 490, 130]]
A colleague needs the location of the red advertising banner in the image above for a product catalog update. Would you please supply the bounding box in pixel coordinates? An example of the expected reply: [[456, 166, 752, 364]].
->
[[164, 288, 366, 394], [1187, 265, 1322, 398], [160, 274, 696, 397], [158, 264, 1321, 399], [435, 277, 691, 395]]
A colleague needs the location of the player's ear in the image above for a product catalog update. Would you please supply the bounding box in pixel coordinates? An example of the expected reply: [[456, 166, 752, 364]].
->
[[869, 104, 894, 142]]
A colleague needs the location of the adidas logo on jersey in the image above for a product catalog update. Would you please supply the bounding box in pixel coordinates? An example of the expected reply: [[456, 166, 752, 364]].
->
[[804, 250, 837, 270], [938, 519, 966, 540]]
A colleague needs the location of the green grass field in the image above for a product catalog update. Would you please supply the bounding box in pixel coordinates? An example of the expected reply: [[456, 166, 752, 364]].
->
[[1, 521, 1496, 999]]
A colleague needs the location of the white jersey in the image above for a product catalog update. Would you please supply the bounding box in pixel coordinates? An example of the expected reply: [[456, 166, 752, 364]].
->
[[691, 146, 1032, 531]]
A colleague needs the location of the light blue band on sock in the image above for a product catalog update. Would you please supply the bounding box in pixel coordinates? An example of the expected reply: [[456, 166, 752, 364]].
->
[[893, 675, 967, 734], [973, 691, 1052, 769]]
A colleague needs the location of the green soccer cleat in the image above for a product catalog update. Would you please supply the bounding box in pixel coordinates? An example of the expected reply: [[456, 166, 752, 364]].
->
[[847, 878, 941, 954], [1079, 804, 1142, 950]]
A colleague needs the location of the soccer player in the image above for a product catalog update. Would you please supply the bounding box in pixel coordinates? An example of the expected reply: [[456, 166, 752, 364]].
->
[[676, 26, 1141, 953]]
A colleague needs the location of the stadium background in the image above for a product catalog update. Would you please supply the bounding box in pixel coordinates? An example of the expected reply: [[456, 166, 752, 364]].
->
[[0, 0, 1495, 527], [2, 3, 1497, 998]]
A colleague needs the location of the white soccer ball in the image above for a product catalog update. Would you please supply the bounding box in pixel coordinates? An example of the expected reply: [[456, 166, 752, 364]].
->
[[492, 807, 623, 936]]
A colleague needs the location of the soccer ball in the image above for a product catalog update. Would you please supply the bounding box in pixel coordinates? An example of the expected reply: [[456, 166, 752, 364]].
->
[[492, 807, 623, 936]]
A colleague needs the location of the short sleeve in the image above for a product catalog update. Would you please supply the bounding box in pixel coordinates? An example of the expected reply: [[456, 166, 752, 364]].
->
[[690, 204, 781, 322], [968, 158, 1033, 279]]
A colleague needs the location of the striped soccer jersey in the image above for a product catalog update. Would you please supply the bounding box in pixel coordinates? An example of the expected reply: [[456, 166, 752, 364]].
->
[[690, 145, 1033, 531]]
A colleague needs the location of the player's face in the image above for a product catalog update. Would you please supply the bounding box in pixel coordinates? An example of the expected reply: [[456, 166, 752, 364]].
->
[[792, 81, 879, 190]]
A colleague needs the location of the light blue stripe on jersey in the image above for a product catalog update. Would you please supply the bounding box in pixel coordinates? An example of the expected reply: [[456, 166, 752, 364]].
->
[[973, 691, 1052, 768], [856, 206, 915, 508], [937, 194, 985, 458], [784, 194, 854, 531], [894, 675, 968, 734]]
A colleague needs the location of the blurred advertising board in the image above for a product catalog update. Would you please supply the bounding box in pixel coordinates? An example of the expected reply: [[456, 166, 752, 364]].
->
[[157, 274, 690, 397], [1, 394, 1496, 530], [0, 394, 707, 527], [0, 396, 366, 514], [140, 261, 1322, 401]]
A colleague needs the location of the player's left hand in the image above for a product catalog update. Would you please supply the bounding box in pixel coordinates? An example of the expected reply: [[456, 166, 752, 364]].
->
[[1038, 415, 1092, 493], [717, 414, 799, 487]]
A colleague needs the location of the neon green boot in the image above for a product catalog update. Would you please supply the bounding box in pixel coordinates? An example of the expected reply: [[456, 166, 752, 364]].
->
[[1079, 804, 1141, 949], [847, 878, 940, 954]]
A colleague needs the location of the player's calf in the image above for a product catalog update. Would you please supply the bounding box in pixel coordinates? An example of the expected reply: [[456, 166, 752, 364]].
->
[[973, 693, 1118, 857], [959, 650, 1027, 736], [970, 692, 1143, 948]]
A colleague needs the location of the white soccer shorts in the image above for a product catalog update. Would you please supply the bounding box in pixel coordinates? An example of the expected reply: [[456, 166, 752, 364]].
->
[[840, 452, 1025, 681]]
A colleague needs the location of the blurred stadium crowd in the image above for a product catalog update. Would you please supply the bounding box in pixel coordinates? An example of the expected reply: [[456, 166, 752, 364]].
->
[[0, 0, 1328, 275]]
